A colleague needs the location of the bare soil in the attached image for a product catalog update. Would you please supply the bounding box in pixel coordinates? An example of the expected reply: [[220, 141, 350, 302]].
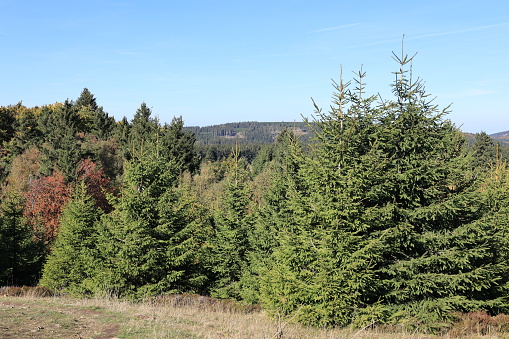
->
[[0, 297, 126, 338]]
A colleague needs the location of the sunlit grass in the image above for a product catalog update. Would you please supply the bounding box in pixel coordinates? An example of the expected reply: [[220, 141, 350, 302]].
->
[[1, 288, 507, 338]]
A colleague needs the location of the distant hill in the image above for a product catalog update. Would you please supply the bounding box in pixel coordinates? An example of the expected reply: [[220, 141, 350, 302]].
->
[[186, 122, 509, 147], [491, 130, 509, 145], [185, 121, 315, 145]]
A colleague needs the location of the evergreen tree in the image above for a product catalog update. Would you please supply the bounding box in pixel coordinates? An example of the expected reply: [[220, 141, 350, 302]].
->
[[0, 194, 45, 286], [39, 182, 102, 294], [74, 88, 99, 111], [472, 131, 498, 171], [0, 104, 22, 181], [247, 130, 307, 305], [38, 101, 82, 180], [155, 182, 214, 295], [211, 147, 252, 299], [74, 88, 115, 138], [0, 105, 16, 146], [127, 102, 158, 160], [7, 105, 43, 157], [88, 109, 210, 297], [259, 51, 509, 330], [160, 116, 200, 175], [95, 154, 212, 297], [361, 52, 508, 329], [259, 126, 372, 326]]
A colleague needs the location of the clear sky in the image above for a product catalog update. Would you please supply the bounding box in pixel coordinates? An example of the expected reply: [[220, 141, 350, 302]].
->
[[0, 0, 507, 133]]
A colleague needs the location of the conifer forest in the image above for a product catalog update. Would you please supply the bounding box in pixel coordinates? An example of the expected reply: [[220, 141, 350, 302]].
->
[[1, 52, 509, 332]]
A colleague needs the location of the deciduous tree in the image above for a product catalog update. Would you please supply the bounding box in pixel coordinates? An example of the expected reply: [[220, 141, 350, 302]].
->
[[24, 170, 70, 244]]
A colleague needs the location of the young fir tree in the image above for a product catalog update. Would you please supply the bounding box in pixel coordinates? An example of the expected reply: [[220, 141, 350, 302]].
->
[[95, 153, 213, 297], [259, 50, 509, 330], [156, 181, 214, 295], [0, 194, 45, 286], [259, 96, 380, 327], [90, 108, 211, 297], [160, 116, 200, 175], [39, 182, 102, 295], [239, 130, 303, 305], [95, 153, 178, 297], [211, 146, 252, 299], [471, 131, 498, 171], [361, 51, 509, 330]]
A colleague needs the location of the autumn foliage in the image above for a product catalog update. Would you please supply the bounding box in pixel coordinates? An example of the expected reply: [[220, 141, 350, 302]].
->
[[22, 158, 112, 244], [76, 158, 112, 212], [24, 171, 70, 244]]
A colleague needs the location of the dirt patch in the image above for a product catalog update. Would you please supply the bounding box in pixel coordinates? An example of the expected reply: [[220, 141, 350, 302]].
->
[[0, 298, 121, 338], [94, 324, 120, 339]]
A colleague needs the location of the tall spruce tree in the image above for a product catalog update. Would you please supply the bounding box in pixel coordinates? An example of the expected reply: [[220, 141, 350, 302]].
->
[[38, 101, 82, 180], [74, 88, 115, 138], [160, 116, 199, 175], [259, 110, 377, 327], [259, 50, 509, 330], [472, 131, 498, 171]]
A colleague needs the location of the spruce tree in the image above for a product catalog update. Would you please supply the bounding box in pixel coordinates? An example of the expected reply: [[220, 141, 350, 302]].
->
[[74, 88, 115, 139], [472, 131, 498, 171], [38, 101, 82, 180], [0, 194, 45, 286], [259, 125, 376, 327], [259, 50, 509, 330], [0, 105, 16, 146], [89, 108, 211, 297], [74, 88, 99, 111], [39, 182, 102, 294], [211, 147, 252, 299], [95, 154, 213, 297]]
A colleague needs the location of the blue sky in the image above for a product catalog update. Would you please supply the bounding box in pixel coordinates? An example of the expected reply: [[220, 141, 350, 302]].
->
[[0, 0, 507, 133]]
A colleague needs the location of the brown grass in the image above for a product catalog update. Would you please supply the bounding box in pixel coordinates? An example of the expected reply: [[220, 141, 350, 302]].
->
[[1, 287, 508, 338]]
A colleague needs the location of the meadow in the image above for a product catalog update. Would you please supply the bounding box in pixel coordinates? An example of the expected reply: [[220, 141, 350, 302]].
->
[[1, 287, 508, 339]]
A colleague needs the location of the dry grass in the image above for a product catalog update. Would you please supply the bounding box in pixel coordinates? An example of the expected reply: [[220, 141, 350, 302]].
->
[[1, 287, 509, 338]]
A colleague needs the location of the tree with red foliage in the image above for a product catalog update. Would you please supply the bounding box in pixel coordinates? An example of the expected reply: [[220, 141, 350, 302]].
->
[[24, 171, 70, 244], [76, 158, 113, 212]]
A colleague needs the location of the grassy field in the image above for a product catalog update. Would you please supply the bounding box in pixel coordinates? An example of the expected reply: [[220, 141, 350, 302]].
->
[[0, 292, 507, 338]]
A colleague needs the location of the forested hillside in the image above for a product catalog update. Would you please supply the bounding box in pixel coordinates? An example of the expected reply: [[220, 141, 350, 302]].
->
[[185, 121, 315, 144], [1, 52, 509, 334], [183, 122, 315, 162], [491, 130, 509, 145], [189, 122, 508, 162]]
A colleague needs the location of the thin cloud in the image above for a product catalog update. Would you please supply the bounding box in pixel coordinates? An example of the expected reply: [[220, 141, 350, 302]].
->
[[411, 22, 509, 40], [348, 22, 509, 49], [441, 88, 497, 99], [311, 23, 361, 33]]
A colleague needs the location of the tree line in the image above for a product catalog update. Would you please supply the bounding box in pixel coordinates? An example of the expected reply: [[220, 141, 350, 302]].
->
[[1, 51, 509, 332]]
